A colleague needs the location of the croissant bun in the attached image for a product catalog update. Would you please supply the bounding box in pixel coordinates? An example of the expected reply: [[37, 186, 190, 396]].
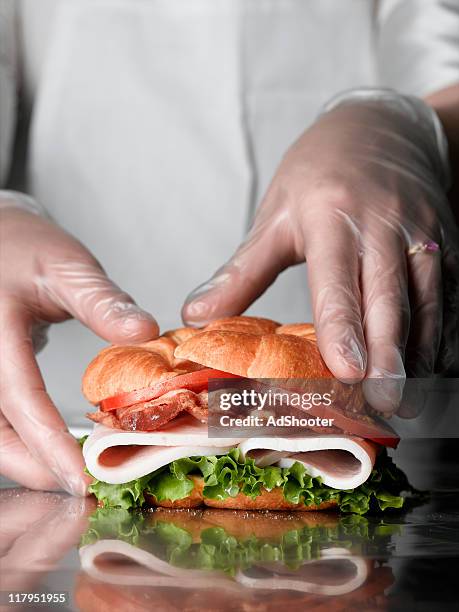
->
[[82, 316, 331, 404]]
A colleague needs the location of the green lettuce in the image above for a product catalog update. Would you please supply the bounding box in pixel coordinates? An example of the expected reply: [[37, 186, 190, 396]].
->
[[78, 435, 89, 448], [81, 508, 141, 546], [88, 473, 152, 510], [86, 446, 410, 515]]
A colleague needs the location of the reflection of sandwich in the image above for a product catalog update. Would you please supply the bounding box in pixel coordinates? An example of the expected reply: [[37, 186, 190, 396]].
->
[[81, 316, 409, 513], [76, 507, 395, 610]]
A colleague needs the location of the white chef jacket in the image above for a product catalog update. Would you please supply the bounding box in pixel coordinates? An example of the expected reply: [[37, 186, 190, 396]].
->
[[1, 0, 458, 423]]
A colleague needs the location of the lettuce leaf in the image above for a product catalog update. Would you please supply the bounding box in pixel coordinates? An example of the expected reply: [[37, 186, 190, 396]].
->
[[78, 435, 89, 449], [86, 447, 409, 515], [88, 473, 152, 510], [147, 471, 195, 502]]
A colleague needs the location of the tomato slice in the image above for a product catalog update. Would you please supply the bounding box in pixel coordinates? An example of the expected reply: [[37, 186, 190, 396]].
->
[[302, 402, 398, 448], [100, 369, 240, 411], [256, 381, 399, 448], [286, 397, 399, 448], [315, 406, 399, 448]]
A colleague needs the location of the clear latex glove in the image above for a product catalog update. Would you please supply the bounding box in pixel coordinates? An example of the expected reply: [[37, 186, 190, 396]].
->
[[0, 195, 159, 495], [183, 89, 459, 410]]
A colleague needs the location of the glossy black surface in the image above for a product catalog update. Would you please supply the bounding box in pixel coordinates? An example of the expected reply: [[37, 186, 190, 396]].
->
[[1, 439, 458, 611]]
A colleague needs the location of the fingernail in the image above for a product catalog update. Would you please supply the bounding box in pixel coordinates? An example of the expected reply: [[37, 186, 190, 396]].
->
[[185, 274, 228, 303], [183, 300, 210, 321], [103, 301, 155, 321], [437, 338, 456, 372], [48, 469, 84, 496], [407, 350, 434, 377], [363, 375, 405, 414], [334, 339, 367, 377], [44, 434, 90, 496], [111, 305, 159, 340], [183, 274, 232, 325], [121, 314, 157, 333], [184, 283, 213, 306], [443, 347, 455, 370]]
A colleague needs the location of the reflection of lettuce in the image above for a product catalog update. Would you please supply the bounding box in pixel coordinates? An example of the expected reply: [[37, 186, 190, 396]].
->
[[85, 444, 410, 515], [80, 507, 402, 573], [82, 508, 142, 547]]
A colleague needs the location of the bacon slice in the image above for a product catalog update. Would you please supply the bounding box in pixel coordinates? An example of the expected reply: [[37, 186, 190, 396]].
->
[[87, 390, 208, 431]]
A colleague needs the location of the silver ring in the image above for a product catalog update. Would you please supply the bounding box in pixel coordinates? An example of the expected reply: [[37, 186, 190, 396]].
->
[[407, 240, 441, 255]]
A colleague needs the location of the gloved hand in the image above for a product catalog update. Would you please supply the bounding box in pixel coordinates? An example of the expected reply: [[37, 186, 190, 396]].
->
[[183, 90, 459, 411], [0, 195, 159, 495]]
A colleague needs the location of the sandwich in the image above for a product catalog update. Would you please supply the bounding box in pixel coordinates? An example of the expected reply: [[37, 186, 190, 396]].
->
[[81, 316, 410, 514], [75, 507, 395, 610]]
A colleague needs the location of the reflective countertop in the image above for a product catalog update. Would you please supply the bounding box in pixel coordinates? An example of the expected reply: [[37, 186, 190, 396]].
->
[[1, 439, 458, 612]]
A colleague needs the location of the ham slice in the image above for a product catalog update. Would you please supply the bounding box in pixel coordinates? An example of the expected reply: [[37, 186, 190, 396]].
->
[[83, 417, 377, 489], [83, 414, 245, 484], [239, 437, 377, 490]]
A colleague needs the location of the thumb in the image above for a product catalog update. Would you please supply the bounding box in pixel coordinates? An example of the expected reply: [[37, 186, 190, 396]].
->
[[44, 258, 159, 343], [182, 220, 294, 326]]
